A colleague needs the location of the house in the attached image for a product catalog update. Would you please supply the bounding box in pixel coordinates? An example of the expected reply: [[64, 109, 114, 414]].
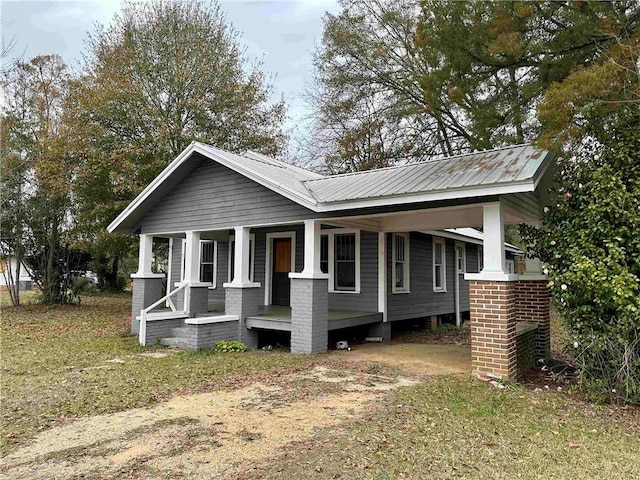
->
[[109, 143, 553, 379], [0, 256, 33, 291]]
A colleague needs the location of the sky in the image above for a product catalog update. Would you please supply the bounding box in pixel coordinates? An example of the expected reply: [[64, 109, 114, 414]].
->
[[0, 0, 340, 144]]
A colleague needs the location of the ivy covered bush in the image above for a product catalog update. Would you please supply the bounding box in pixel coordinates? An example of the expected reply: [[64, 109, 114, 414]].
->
[[213, 341, 246, 353], [522, 118, 640, 404]]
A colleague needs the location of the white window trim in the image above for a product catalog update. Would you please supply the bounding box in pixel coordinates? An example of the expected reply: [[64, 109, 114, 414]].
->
[[456, 241, 466, 274], [264, 231, 296, 305], [200, 239, 218, 289], [392, 233, 410, 294], [327, 228, 360, 294], [228, 233, 256, 284], [478, 246, 484, 273], [433, 236, 447, 293]]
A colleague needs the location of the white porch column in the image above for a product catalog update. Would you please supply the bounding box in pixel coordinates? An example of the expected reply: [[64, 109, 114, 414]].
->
[[136, 234, 154, 275], [482, 202, 506, 275], [302, 219, 322, 276], [225, 226, 260, 287], [290, 220, 329, 280], [466, 201, 518, 282], [184, 231, 201, 284], [378, 231, 387, 321]]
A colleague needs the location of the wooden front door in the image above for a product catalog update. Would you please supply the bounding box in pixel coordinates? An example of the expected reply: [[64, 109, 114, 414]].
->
[[271, 238, 292, 306]]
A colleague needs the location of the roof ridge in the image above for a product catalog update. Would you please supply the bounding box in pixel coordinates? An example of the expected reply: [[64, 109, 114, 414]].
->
[[302, 143, 534, 184]]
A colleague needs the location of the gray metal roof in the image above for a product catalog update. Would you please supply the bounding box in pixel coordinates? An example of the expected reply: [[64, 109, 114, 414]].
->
[[302, 145, 548, 203], [196, 143, 322, 201]]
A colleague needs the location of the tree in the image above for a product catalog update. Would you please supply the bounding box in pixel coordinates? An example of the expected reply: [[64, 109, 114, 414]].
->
[[522, 8, 640, 404], [306, 0, 638, 171], [67, 0, 287, 288], [1, 54, 75, 304]]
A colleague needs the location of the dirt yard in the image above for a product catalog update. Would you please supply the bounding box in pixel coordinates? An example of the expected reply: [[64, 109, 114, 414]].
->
[[2, 364, 419, 479]]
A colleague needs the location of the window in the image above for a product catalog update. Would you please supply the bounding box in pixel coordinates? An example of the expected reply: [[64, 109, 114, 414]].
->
[[392, 233, 410, 293], [199, 240, 217, 286], [433, 237, 446, 292], [506, 259, 515, 274], [228, 234, 255, 282], [334, 233, 356, 291], [456, 243, 466, 274], [478, 246, 484, 272], [320, 235, 329, 274]]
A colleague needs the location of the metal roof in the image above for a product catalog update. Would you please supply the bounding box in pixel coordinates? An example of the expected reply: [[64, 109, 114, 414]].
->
[[302, 145, 548, 203], [108, 141, 551, 233]]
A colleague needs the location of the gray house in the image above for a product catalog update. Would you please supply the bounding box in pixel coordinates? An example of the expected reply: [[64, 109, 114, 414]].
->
[[109, 142, 553, 379]]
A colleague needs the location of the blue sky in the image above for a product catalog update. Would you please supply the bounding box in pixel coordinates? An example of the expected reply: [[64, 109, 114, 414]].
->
[[1, 0, 340, 143]]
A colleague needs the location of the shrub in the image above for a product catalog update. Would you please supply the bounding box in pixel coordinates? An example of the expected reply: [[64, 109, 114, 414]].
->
[[213, 341, 246, 353], [522, 118, 640, 404]]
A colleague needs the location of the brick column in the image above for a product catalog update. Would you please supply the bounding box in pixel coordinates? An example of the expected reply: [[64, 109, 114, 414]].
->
[[130, 275, 164, 334], [224, 286, 260, 349], [515, 280, 550, 362], [469, 280, 518, 379], [187, 285, 209, 317], [290, 277, 329, 354]]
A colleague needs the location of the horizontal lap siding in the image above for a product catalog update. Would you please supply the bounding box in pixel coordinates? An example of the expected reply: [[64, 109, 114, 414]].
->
[[141, 157, 319, 234], [328, 230, 378, 312], [387, 232, 456, 322]]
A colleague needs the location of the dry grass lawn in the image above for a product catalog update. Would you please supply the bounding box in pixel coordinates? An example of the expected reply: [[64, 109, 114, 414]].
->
[[1, 293, 638, 479]]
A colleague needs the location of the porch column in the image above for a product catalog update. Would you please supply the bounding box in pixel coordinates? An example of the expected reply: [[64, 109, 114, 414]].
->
[[517, 254, 550, 362], [224, 226, 261, 349], [465, 201, 519, 379], [289, 220, 329, 353], [184, 231, 209, 317], [368, 232, 391, 341], [130, 234, 164, 334]]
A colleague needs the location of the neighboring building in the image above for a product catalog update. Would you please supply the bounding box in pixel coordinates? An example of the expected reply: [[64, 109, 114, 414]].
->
[[0, 257, 33, 291], [109, 143, 552, 380]]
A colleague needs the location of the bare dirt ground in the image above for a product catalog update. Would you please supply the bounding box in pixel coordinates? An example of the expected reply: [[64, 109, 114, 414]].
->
[[1, 360, 422, 480]]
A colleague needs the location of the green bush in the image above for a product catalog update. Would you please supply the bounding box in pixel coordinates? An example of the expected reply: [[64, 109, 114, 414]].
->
[[213, 341, 246, 353], [522, 119, 640, 404]]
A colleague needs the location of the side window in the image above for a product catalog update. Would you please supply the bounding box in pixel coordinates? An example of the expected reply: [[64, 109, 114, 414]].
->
[[478, 246, 484, 272], [433, 237, 446, 292], [199, 240, 217, 286], [392, 233, 410, 293], [456, 243, 466, 274], [334, 233, 356, 291]]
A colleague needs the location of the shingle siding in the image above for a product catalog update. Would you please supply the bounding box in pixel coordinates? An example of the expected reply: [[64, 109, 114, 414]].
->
[[141, 157, 320, 234]]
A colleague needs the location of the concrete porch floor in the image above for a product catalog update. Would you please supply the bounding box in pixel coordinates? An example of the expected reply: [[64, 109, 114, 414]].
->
[[244, 305, 383, 332]]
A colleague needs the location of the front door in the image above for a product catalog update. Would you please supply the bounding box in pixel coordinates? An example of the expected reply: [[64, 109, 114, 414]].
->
[[271, 238, 292, 306]]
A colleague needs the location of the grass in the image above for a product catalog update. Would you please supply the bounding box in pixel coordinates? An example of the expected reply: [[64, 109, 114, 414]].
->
[[243, 376, 639, 480], [2, 292, 638, 479], [0, 292, 313, 454]]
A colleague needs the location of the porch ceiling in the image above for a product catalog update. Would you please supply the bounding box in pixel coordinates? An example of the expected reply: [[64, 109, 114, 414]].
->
[[324, 203, 532, 233]]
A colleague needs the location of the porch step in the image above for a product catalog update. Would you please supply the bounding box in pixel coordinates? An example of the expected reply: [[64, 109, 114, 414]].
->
[[159, 336, 191, 349]]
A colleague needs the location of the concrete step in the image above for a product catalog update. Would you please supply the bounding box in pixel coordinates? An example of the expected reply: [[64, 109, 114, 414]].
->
[[159, 337, 190, 349]]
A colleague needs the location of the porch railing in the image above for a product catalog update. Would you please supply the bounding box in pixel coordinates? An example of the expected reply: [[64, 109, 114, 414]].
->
[[139, 281, 189, 346]]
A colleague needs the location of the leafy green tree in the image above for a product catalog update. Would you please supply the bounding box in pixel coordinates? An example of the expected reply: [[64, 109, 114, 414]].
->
[[67, 0, 287, 288], [1, 55, 76, 304], [522, 121, 640, 404], [306, 0, 638, 171]]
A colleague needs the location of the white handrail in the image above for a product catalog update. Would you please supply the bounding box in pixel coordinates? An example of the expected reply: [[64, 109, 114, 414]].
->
[[139, 281, 189, 346]]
